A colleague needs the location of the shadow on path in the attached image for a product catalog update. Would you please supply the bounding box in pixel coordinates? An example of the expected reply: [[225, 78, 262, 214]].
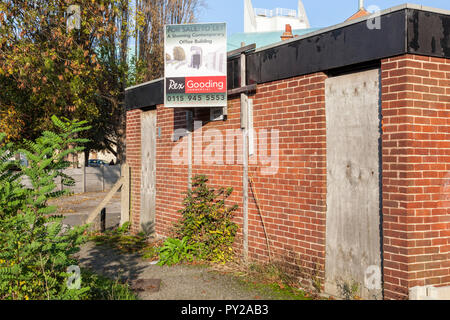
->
[[75, 242, 276, 300]]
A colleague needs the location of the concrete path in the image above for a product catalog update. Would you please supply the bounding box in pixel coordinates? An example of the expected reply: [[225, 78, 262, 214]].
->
[[51, 192, 278, 300], [75, 242, 275, 300], [49, 191, 121, 229]]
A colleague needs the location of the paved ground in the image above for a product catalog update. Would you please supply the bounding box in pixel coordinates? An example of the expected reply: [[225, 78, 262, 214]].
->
[[51, 192, 277, 300], [49, 191, 121, 229], [75, 242, 275, 300]]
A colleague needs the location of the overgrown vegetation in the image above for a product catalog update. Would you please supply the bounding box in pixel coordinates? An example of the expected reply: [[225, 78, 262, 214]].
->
[[0, 116, 92, 300], [80, 270, 137, 300], [0, 0, 204, 163], [157, 237, 197, 266], [172, 175, 239, 263], [89, 222, 161, 262], [242, 263, 315, 300], [90, 175, 239, 266], [336, 278, 361, 300], [211, 261, 316, 300]]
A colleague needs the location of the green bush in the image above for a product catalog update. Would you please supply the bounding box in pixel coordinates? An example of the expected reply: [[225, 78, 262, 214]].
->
[[80, 270, 138, 300], [89, 221, 151, 255], [157, 237, 197, 266], [0, 116, 91, 300], [174, 175, 238, 263]]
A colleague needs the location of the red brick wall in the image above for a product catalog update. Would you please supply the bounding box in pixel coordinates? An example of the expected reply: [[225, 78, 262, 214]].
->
[[247, 74, 327, 287], [155, 107, 190, 236], [381, 54, 450, 300], [190, 100, 246, 257], [146, 72, 328, 289], [125, 53, 449, 299], [126, 108, 143, 234]]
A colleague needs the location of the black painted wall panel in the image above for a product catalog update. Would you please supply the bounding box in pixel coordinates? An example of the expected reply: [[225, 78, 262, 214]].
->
[[407, 9, 450, 57], [125, 80, 163, 110], [126, 8, 450, 111], [247, 10, 406, 85]]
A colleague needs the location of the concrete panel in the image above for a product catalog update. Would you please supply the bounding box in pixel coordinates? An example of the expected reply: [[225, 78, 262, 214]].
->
[[62, 168, 84, 194], [140, 110, 157, 234], [17, 166, 122, 194], [104, 166, 121, 189], [85, 167, 103, 192], [325, 68, 382, 300], [410, 285, 450, 300]]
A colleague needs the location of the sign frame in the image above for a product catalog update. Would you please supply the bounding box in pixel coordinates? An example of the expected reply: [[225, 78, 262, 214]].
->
[[164, 22, 227, 108]]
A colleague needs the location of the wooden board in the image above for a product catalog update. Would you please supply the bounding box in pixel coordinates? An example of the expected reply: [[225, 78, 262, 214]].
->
[[325, 68, 382, 300]]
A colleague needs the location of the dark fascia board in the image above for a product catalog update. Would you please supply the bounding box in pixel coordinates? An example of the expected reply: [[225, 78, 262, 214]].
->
[[227, 43, 256, 58], [407, 9, 450, 57], [245, 6, 449, 86], [125, 78, 163, 111], [247, 10, 406, 85], [125, 6, 450, 111]]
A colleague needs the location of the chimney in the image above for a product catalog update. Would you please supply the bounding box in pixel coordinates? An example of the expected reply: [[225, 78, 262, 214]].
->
[[346, 0, 369, 21], [281, 24, 294, 41]]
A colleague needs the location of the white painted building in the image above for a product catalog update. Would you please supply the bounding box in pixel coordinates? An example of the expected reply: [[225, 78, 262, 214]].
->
[[244, 0, 310, 32]]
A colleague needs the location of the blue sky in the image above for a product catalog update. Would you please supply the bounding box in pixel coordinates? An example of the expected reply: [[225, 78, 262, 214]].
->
[[197, 0, 450, 34]]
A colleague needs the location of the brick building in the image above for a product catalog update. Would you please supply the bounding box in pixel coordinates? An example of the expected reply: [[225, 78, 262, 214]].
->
[[125, 5, 450, 300]]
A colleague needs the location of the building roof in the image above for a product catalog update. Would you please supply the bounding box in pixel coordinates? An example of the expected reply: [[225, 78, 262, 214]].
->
[[227, 27, 320, 51], [126, 4, 450, 111], [346, 8, 370, 21]]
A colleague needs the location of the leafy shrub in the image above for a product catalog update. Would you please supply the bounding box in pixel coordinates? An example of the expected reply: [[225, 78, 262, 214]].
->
[[157, 237, 197, 266], [80, 270, 138, 300], [0, 116, 91, 300], [336, 278, 360, 300], [90, 223, 162, 262], [174, 175, 238, 263], [140, 245, 160, 261], [90, 223, 149, 255]]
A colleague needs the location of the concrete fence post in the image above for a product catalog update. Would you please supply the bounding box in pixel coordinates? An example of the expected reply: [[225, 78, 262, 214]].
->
[[101, 165, 105, 192], [83, 165, 86, 193]]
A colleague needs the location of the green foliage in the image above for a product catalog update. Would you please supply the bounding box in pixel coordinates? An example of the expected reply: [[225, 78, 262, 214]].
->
[[174, 175, 239, 263], [89, 223, 161, 262], [336, 278, 360, 300], [157, 237, 197, 266], [90, 226, 148, 254], [0, 0, 132, 162], [0, 116, 91, 300], [116, 221, 131, 234], [80, 270, 138, 300], [140, 245, 160, 261]]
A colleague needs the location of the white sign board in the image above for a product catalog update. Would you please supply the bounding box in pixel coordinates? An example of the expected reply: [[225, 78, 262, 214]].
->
[[164, 23, 227, 108]]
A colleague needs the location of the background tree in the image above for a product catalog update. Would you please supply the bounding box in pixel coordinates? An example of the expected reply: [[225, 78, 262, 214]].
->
[[136, 0, 204, 81], [0, 0, 130, 164], [0, 0, 204, 164]]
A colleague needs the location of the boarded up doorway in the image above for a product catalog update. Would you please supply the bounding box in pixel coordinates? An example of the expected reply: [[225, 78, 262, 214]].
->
[[140, 109, 157, 234], [324, 68, 382, 300]]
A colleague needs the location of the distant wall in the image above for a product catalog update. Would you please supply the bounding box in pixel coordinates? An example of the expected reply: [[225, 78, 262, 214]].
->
[[20, 165, 121, 194]]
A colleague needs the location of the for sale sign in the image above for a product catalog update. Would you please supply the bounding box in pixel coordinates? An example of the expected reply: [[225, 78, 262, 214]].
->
[[164, 23, 227, 108]]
